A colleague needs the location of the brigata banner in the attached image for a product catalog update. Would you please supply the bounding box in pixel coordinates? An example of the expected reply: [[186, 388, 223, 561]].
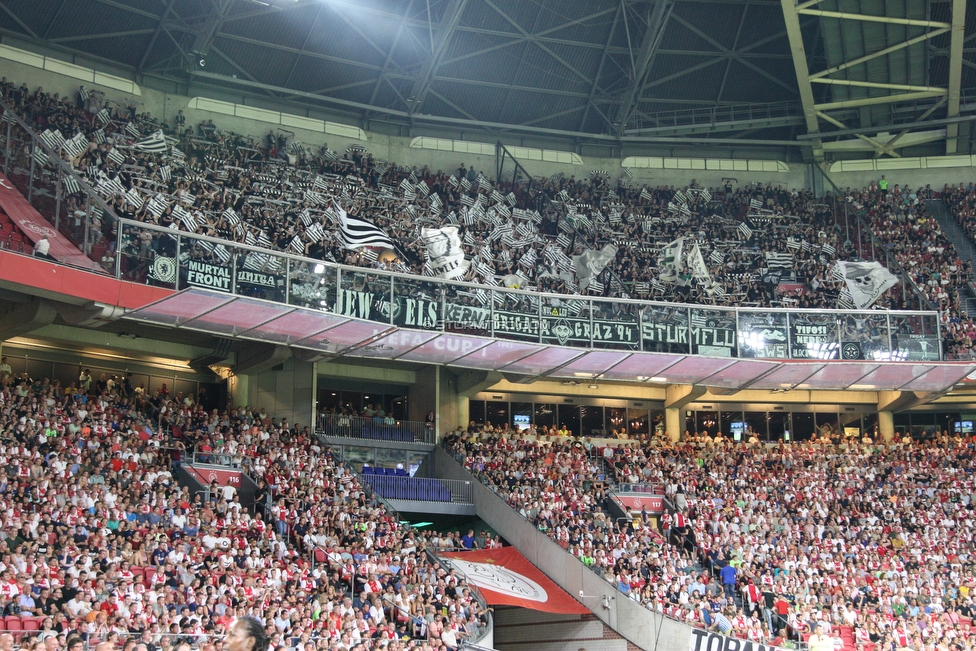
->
[[441, 547, 589, 615], [691, 628, 790, 651]]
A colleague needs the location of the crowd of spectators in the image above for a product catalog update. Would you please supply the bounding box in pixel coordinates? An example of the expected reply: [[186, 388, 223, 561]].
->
[[0, 78, 893, 315], [446, 425, 976, 651], [0, 365, 491, 651]]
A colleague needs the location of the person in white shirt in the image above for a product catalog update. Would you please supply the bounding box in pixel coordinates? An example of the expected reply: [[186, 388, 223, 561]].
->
[[34, 237, 52, 260]]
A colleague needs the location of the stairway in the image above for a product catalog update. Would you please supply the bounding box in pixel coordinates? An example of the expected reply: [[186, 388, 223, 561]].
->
[[926, 199, 976, 316], [492, 607, 637, 651]]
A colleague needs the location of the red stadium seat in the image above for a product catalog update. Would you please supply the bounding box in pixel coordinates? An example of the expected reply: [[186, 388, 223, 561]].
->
[[20, 617, 39, 631], [4, 616, 22, 631], [314, 548, 327, 563]]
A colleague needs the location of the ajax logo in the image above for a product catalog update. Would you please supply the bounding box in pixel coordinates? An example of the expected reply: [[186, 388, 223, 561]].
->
[[450, 559, 549, 603], [18, 220, 58, 239]]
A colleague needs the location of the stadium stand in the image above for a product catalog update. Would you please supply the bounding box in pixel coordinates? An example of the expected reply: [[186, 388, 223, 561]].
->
[[445, 426, 976, 651], [0, 78, 892, 314], [0, 368, 491, 651]]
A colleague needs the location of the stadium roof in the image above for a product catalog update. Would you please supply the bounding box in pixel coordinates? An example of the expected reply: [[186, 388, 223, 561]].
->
[[2, 0, 976, 157]]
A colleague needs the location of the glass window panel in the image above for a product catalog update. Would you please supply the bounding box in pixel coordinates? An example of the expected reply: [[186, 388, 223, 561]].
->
[[792, 413, 814, 441], [627, 409, 648, 438], [650, 410, 665, 439], [535, 404, 556, 430], [342, 446, 374, 471], [737, 312, 789, 359], [486, 402, 509, 431], [337, 269, 392, 325], [443, 286, 490, 336], [558, 405, 581, 437], [341, 391, 362, 412], [289, 259, 338, 312], [689, 308, 737, 357], [580, 405, 604, 438], [234, 248, 287, 303], [839, 413, 862, 441], [815, 412, 838, 439], [743, 412, 767, 443], [642, 305, 691, 354], [375, 447, 404, 470], [391, 278, 444, 331], [721, 411, 743, 441], [768, 412, 788, 442], [390, 396, 408, 421], [512, 402, 533, 432], [120, 223, 176, 288], [696, 411, 718, 438], [408, 452, 428, 477], [493, 289, 542, 343], [589, 300, 641, 351], [789, 312, 840, 360], [319, 389, 340, 412], [890, 313, 941, 361], [606, 408, 627, 438], [840, 313, 889, 361], [469, 401, 486, 427]]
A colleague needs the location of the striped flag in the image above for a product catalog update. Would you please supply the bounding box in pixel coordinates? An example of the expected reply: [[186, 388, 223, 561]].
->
[[749, 198, 763, 211], [290, 236, 305, 254], [96, 108, 111, 125], [92, 129, 106, 144], [1, 110, 16, 124], [125, 188, 143, 208], [640, 188, 652, 201], [79, 87, 90, 102], [447, 175, 459, 189], [765, 252, 794, 270], [107, 148, 125, 165], [821, 243, 836, 256], [738, 222, 753, 240], [131, 130, 168, 154], [159, 165, 171, 182], [31, 147, 49, 167], [709, 250, 725, 265], [336, 204, 393, 250], [700, 188, 711, 203], [125, 123, 141, 138], [460, 177, 472, 191], [63, 176, 81, 196]]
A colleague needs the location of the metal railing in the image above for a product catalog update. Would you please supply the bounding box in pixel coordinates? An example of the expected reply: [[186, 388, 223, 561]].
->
[[318, 413, 435, 444], [361, 472, 475, 503], [0, 99, 944, 363]]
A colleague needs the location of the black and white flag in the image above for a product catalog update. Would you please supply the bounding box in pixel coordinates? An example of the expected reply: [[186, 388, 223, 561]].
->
[[96, 108, 111, 125], [107, 148, 125, 165], [63, 176, 81, 196], [765, 252, 793, 270], [131, 130, 168, 154], [336, 203, 394, 250], [749, 198, 763, 211], [836, 261, 899, 309], [738, 222, 753, 240], [422, 226, 469, 280]]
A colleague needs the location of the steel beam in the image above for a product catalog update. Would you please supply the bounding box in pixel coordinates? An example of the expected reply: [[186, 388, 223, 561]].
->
[[815, 111, 900, 157], [623, 114, 805, 137], [814, 90, 946, 112], [616, 0, 673, 135], [408, 0, 470, 114], [578, 0, 623, 132], [796, 10, 950, 29], [795, 112, 974, 139], [946, 0, 967, 154], [780, 0, 823, 160], [809, 29, 949, 80], [810, 79, 949, 93], [50, 29, 156, 43]]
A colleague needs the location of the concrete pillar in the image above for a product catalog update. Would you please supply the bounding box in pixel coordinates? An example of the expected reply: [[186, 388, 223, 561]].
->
[[247, 358, 315, 430], [878, 410, 894, 442], [664, 384, 705, 440], [665, 407, 682, 442], [457, 395, 470, 431]]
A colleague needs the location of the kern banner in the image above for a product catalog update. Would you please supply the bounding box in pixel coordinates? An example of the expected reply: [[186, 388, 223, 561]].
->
[[690, 629, 791, 651], [440, 547, 589, 615]]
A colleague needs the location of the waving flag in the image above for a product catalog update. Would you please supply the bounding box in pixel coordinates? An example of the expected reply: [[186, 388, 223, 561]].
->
[[336, 203, 394, 250], [131, 130, 168, 154]]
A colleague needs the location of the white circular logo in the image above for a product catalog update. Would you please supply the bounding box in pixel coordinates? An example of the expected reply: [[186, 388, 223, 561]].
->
[[151, 256, 177, 283], [450, 560, 549, 603], [17, 220, 58, 239]]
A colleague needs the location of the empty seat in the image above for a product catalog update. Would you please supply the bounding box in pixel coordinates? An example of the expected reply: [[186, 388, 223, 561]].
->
[[21, 617, 40, 632], [5, 617, 22, 631]]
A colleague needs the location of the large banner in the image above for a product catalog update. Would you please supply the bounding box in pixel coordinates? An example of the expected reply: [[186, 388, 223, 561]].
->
[[642, 320, 736, 356], [441, 547, 589, 615], [836, 261, 898, 309], [422, 226, 469, 280]]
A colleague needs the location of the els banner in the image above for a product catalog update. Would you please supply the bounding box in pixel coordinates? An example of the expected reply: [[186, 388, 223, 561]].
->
[[441, 547, 589, 615]]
